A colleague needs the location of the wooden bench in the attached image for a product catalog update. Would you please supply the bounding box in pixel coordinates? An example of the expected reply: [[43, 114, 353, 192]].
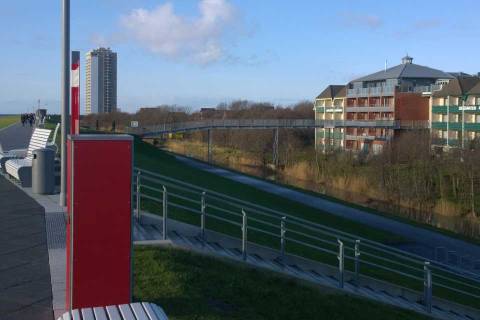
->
[[57, 302, 169, 320], [4, 128, 51, 187]]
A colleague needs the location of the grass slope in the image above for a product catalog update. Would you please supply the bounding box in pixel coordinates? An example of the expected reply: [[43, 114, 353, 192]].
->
[[0, 115, 19, 130], [134, 137, 403, 245], [134, 247, 430, 320]]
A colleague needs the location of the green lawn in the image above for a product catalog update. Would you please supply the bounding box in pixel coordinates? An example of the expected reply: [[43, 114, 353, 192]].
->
[[134, 246, 430, 320], [0, 115, 19, 129]]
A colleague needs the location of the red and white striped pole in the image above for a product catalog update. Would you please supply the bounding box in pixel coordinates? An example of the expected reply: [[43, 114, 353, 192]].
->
[[71, 51, 80, 135]]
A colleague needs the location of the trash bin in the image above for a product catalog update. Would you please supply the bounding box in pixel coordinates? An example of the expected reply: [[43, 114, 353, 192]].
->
[[32, 148, 55, 194]]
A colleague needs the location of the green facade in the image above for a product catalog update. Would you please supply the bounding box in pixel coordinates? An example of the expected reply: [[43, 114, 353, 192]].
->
[[432, 105, 480, 114], [431, 122, 480, 131]]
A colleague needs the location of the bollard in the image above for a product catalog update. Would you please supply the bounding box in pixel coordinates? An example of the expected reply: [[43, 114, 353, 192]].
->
[[354, 240, 361, 287], [136, 171, 141, 221], [163, 186, 168, 240], [280, 216, 286, 260], [242, 210, 247, 261], [201, 191, 206, 240], [424, 262, 432, 313], [338, 239, 344, 289]]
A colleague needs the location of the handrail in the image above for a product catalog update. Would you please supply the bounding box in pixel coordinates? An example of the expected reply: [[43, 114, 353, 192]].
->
[[134, 167, 480, 281], [134, 168, 480, 309], [127, 119, 431, 136]]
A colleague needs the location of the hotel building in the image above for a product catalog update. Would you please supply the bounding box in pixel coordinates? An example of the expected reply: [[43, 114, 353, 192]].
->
[[315, 56, 454, 153], [430, 76, 480, 149]]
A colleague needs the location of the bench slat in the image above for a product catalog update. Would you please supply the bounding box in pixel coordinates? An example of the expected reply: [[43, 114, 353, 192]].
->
[[81, 308, 95, 320], [106, 305, 122, 320], [119, 304, 136, 320], [93, 307, 109, 320], [131, 303, 150, 320]]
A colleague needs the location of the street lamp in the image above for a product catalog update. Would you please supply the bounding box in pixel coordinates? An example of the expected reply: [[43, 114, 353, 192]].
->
[[60, 0, 70, 206]]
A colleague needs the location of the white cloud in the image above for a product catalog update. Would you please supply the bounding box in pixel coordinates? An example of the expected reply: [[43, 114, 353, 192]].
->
[[120, 0, 237, 64]]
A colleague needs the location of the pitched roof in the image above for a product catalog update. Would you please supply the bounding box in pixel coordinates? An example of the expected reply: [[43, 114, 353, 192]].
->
[[352, 63, 454, 83], [433, 77, 480, 97], [468, 81, 480, 95], [316, 85, 346, 99]]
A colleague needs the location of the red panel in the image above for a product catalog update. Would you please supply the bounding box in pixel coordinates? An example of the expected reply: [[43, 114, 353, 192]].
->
[[71, 87, 80, 135], [66, 139, 72, 309], [67, 137, 132, 309]]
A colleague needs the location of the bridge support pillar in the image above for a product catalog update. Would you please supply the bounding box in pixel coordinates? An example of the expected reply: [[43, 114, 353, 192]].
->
[[273, 128, 279, 168], [207, 129, 213, 163]]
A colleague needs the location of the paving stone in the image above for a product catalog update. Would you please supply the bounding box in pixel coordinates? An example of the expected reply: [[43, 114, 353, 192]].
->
[[0, 175, 53, 320]]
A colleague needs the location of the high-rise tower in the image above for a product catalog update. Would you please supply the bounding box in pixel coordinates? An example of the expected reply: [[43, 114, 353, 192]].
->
[[85, 47, 117, 114]]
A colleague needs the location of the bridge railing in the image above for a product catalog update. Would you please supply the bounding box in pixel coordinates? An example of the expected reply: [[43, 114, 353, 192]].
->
[[127, 119, 431, 136], [133, 167, 480, 313]]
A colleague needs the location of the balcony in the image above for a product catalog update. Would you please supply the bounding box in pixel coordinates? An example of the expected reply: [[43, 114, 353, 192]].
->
[[315, 106, 343, 113], [317, 131, 344, 139], [324, 107, 343, 113], [347, 86, 395, 97], [344, 120, 397, 128], [411, 84, 443, 93], [431, 122, 466, 131], [345, 105, 394, 113], [432, 105, 480, 114]]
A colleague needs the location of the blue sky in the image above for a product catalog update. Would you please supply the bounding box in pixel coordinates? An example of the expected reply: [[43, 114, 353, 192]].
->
[[1, 0, 479, 114]]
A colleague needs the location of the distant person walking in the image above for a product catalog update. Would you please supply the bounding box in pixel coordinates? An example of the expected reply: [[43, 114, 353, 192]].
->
[[28, 114, 34, 127], [21, 114, 26, 127]]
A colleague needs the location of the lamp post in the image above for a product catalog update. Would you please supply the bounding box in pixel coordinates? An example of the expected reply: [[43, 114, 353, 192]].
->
[[60, 0, 70, 207]]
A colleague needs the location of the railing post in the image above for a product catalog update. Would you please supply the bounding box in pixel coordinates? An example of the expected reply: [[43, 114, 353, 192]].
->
[[354, 240, 361, 287], [424, 262, 432, 313], [242, 210, 247, 261], [163, 186, 168, 240], [338, 239, 344, 289], [201, 191, 206, 240], [280, 216, 286, 260], [136, 171, 141, 221]]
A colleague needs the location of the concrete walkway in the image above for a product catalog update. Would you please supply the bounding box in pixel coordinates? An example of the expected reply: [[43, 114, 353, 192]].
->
[[0, 122, 34, 151], [175, 155, 480, 269], [0, 175, 53, 320]]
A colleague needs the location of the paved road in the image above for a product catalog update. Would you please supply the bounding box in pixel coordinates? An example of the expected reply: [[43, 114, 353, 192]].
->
[[0, 122, 34, 151], [0, 176, 53, 320], [175, 155, 480, 270]]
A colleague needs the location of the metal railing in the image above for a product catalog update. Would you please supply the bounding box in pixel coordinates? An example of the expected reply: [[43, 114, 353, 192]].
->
[[126, 119, 433, 136], [133, 167, 480, 314]]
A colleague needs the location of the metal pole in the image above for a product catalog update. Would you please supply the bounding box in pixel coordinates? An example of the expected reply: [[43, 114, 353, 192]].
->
[[338, 239, 344, 288], [242, 210, 247, 261], [201, 191, 206, 240], [207, 129, 212, 163], [280, 216, 286, 260], [273, 128, 279, 167], [424, 262, 432, 313], [60, 0, 70, 207], [163, 186, 168, 240], [136, 171, 141, 221], [354, 240, 361, 287]]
